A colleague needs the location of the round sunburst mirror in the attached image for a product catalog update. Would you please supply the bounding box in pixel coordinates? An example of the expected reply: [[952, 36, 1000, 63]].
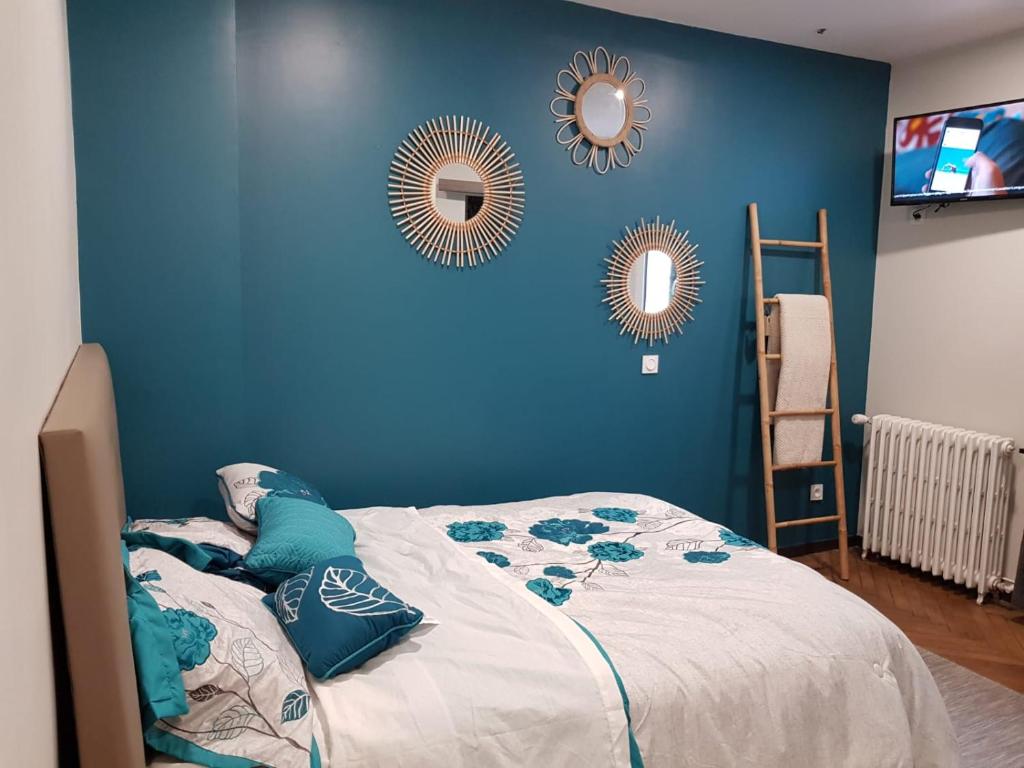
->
[[550, 46, 651, 174], [602, 218, 704, 345], [388, 115, 525, 268]]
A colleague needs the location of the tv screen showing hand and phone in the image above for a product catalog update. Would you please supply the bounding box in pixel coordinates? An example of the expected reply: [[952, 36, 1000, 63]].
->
[[891, 98, 1024, 205]]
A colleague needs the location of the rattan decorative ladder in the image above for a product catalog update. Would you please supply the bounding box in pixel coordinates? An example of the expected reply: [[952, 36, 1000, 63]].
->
[[748, 203, 849, 580]]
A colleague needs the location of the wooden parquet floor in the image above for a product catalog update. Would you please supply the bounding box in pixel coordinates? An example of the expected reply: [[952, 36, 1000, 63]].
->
[[795, 547, 1024, 693]]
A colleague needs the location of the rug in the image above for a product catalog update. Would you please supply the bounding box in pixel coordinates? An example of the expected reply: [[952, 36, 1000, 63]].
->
[[919, 648, 1024, 767]]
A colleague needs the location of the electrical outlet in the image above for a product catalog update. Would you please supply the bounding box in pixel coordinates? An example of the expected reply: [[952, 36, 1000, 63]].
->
[[641, 355, 659, 375], [810, 483, 824, 502]]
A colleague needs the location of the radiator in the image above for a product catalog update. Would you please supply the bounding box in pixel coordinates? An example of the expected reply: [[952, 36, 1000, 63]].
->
[[856, 414, 1015, 604]]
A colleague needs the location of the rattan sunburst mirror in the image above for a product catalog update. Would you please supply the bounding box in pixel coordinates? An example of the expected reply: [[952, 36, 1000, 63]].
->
[[388, 115, 525, 268], [602, 218, 704, 345], [550, 46, 651, 174]]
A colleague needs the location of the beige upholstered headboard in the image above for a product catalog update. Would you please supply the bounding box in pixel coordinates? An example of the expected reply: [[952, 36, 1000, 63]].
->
[[40, 343, 146, 768]]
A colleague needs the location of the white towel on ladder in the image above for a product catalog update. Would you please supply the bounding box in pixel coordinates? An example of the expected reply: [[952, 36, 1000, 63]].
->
[[766, 294, 831, 464]]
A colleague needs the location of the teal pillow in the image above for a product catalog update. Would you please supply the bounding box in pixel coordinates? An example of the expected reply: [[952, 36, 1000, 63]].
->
[[264, 555, 423, 679], [243, 496, 356, 586]]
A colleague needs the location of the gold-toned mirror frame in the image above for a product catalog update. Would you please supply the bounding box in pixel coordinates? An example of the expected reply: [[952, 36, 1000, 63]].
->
[[388, 115, 525, 268], [550, 46, 651, 174], [602, 217, 704, 345]]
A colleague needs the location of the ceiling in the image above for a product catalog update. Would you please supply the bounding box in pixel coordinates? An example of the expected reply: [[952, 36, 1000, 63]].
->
[[566, 0, 1024, 62]]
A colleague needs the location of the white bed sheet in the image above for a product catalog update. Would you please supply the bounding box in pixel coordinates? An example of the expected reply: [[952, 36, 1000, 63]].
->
[[418, 492, 960, 768]]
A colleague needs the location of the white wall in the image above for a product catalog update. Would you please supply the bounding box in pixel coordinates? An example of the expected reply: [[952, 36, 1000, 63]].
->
[[0, 1, 82, 765], [870, 29, 1024, 584]]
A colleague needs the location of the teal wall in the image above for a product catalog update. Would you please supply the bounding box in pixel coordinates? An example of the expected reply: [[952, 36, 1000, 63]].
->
[[68, 0, 890, 546], [68, 0, 244, 519]]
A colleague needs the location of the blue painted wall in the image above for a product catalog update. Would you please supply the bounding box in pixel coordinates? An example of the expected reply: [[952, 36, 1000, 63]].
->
[[68, 0, 244, 519], [69, 0, 890, 545]]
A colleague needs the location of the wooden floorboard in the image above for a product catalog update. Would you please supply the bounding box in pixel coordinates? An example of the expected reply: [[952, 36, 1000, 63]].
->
[[795, 547, 1024, 693]]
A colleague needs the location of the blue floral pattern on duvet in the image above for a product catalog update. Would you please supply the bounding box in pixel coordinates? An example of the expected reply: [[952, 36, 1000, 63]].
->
[[529, 518, 609, 546], [543, 565, 575, 579], [447, 520, 508, 542], [477, 551, 510, 568], [592, 507, 638, 523], [683, 551, 731, 564], [526, 578, 572, 606], [445, 505, 763, 603]]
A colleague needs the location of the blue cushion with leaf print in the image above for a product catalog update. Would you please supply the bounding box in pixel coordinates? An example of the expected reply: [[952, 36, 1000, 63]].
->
[[264, 555, 424, 680], [243, 496, 356, 587], [217, 462, 328, 532]]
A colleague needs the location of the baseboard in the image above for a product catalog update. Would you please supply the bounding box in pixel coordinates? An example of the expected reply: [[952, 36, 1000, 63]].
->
[[778, 535, 862, 559]]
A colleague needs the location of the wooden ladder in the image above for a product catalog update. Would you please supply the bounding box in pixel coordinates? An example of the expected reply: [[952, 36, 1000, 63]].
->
[[748, 203, 849, 580]]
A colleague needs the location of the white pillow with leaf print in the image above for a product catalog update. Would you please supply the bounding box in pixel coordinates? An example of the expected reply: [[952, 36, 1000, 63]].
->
[[127, 546, 323, 768], [217, 463, 328, 532]]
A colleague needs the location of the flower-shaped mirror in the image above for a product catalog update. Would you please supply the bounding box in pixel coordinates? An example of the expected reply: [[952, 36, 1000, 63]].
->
[[389, 115, 525, 268], [602, 218, 704, 345], [550, 46, 651, 174]]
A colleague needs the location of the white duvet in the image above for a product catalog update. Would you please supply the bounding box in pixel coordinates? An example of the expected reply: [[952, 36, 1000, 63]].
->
[[415, 493, 959, 768]]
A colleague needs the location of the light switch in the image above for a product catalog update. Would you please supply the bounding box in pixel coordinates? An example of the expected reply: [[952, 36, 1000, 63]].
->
[[642, 355, 659, 375]]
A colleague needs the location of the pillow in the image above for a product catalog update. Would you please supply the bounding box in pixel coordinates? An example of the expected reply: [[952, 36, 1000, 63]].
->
[[127, 516, 255, 557], [216, 463, 327, 532], [126, 546, 321, 768], [122, 527, 267, 590], [122, 543, 187, 729], [243, 496, 356, 586], [265, 555, 423, 679]]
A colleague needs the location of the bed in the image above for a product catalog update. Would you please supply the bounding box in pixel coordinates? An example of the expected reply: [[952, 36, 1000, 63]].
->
[[41, 344, 959, 768]]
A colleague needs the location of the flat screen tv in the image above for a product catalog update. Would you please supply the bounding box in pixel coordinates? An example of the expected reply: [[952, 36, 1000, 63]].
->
[[891, 98, 1024, 205]]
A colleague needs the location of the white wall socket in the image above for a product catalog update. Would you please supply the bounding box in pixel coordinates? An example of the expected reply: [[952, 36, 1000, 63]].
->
[[809, 483, 824, 502], [641, 355, 659, 375]]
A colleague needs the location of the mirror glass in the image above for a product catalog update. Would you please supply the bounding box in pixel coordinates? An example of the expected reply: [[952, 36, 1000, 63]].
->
[[580, 81, 626, 140], [627, 250, 675, 313], [434, 162, 485, 223]]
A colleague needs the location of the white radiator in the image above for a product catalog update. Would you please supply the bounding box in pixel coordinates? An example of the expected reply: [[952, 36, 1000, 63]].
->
[[856, 414, 1015, 604]]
